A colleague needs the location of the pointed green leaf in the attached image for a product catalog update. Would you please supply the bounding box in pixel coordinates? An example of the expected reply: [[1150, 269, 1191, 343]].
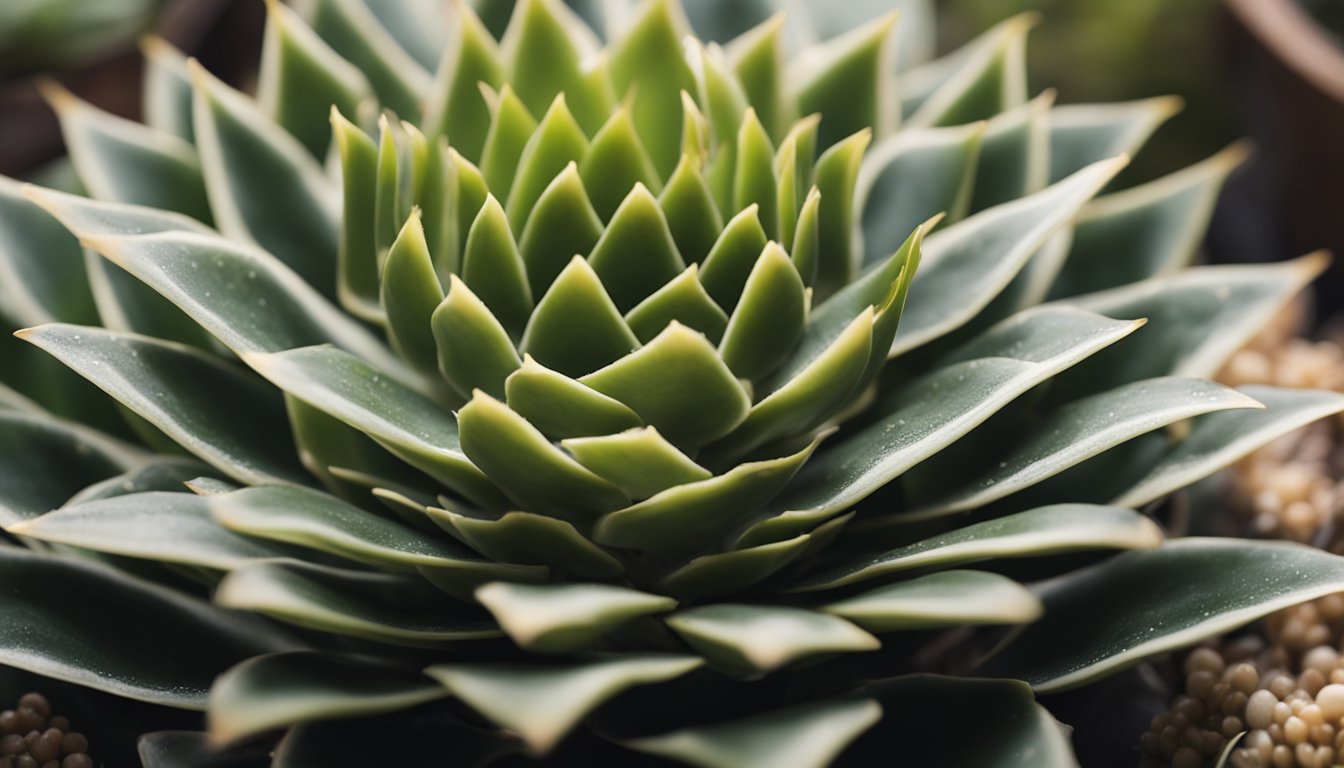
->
[[660, 529, 817, 597], [627, 698, 881, 768], [19, 324, 306, 486], [10, 491, 293, 570], [729, 15, 787, 138], [793, 504, 1163, 592], [581, 105, 663, 222], [562, 427, 712, 499], [141, 36, 195, 142], [505, 355, 643, 439], [518, 162, 604, 296], [625, 265, 730, 344], [908, 14, 1032, 128], [823, 570, 1042, 632], [430, 505, 624, 579], [480, 85, 539, 200], [608, 0, 698, 177], [46, 83, 212, 223], [592, 437, 816, 555], [733, 109, 778, 239], [698, 205, 769, 311], [580, 323, 749, 451], [1049, 96, 1182, 183], [424, 654, 703, 753], [506, 95, 590, 231], [477, 582, 676, 653], [210, 485, 505, 573], [216, 560, 500, 646], [284, 396, 434, 503], [257, 0, 373, 158], [791, 186, 821, 286], [985, 539, 1344, 692], [331, 109, 383, 321], [381, 211, 446, 375], [812, 130, 871, 299], [432, 275, 523, 399], [904, 378, 1261, 519], [0, 547, 290, 709], [587, 184, 686, 312], [499, 0, 603, 126], [791, 13, 897, 149], [298, 0, 431, 119], [246, 346, 499, 504], [422, 0, 505, 161], [0, 410, 141, 525], [190, 61, 339, 299], [1050, 143, 1250, 298], [458, 391, 629, 523], [891, 157, 1126, 357], [718, 243, 806, 381], [520, 256, 640, 376], [0, 177, 96, 326], [969, 91, 1052, 213], [772, 307, 1141, 533], [209, 651, 447, 744], [666, 604, 877, 677], [463, 195, 533, 335]]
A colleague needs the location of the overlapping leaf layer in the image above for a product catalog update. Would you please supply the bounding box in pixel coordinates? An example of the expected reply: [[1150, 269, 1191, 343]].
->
[[2, 1, 1343, 765]]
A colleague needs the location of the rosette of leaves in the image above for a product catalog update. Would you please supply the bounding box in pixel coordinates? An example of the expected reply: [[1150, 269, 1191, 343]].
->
[[4, 1, 1344, 766]]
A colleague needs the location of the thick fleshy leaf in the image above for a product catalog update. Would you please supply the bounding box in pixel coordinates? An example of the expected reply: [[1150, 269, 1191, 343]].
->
[[790, 13, 897, 149], [298, 0, 432, 119], [462, 195, 533, 335], [587, 184, 686, 312], [10, 491, 293, 570], [1112, 386, 1344, 507], [458, 391, 629, 522], [968, 91, 1052, 213], [19, 324, 307, 485], [986, 539, 1344, 691], [718, 243, 806, 381], [659, 528, 820, 597], [698, 205, 769, 311], [65, 457, 214, 505], [424, 654, 703, 753], [430, 505, 624, 579], [0, 547, 289, 708], [432, 275, 522, 399], [257, 0, 373, 158], [661, 154, 723, 267], [422, 2, 504, 162], [499, 0, 604, 129], [908, 14, 1032, 128], [45, 83, 212, 223], [284, 397, 435, 504], [770, 307, 1140, 531], [480, 85, 539, 201], [209, 651, 446, 744], [141, 37, 196, 142], [733, 109, 778, 238], [520, 256, 640, 377], [902, 378, 1260, 519], [592, 438, 816, 555], [0, 177, 96, 327], [381, 211, 445, 374], [608, 0, 697, 178], [1049, 143, 1249, 298], [729, 14, 786, 138], [579, 323, 750, 451], [518, 163, 604, 296], [210, 485, 524, 582], [562, 427, 712, 499], [625, 265, 730, 344], [822, 570, 1042, 632], [245, 346, 497, 503], [476, 582, 676, 653], [505, 96, 590, 231], [857, 123, 984, 268], [812, 131, 871, 300], [216, 560, 500, 646], [890, 157, 1125, 357], [0, 410, 142, 524], [581, 105, 662, 221], [189, 62, 339, 299], [793, 504, 1162, 592], [504, 356, 643, 439], [138, 731, 272, 768], [848, 675, 1077, 767], [666, 604, 877, 677], [1048, 96, 1182, 183], [627, 698, 882, 768], [1055, 255, 1326, 396], [331, 109, 382, 321]]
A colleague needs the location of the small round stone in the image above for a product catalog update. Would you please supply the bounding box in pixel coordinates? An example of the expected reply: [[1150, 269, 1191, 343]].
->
[[0, 736, 21, 756], [59, 733, 86, 756], [1222, 716, 1244, 738], [43, 720, 65, 738], [1272, 744, 1292, 768], [16, 697, 47, 720], [1230, 663, 1260, 693], [1318, 683, 1344, 721], [14, 757, 37, 768], [1248, 690, 1279, 729], [1305, 646, 1341, 676], [1172, 745, 1202, 768], [1287, 715, 1310, 745], [1187, 648, 1226, 677], [60, 757, 91, 768], [30, 730, 60, 763], [40, 761, 57, 768]]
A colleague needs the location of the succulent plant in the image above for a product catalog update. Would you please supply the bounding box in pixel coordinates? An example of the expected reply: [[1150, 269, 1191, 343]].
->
[[4, 0, 1344, 765]]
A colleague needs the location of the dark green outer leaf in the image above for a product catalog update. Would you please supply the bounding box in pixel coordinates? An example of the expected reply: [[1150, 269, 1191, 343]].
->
[[0, 547, 292, 709], [0, 410, 143, 525], [984, 539, 1344, 691]]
